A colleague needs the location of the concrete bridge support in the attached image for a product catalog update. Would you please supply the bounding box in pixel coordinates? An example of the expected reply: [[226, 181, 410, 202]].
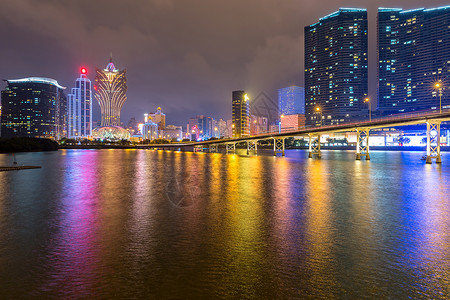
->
[[356, 128, 370, 160], [247, 141, 257, 155], [273, 138, 285, 156], [426, 121, 441, 164], [308, 134, 321, 158], [209, 144, 218, 153], [226, 143, 236, 154], [193, 145, 204, 153]]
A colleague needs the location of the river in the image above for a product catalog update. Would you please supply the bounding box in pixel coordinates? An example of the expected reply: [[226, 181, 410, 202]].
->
[[0, 149, 449, 298]]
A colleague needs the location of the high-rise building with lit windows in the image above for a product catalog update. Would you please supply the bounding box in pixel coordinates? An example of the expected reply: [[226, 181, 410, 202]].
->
[[95, 56, 127, 127], [305, 8, 368, 126], [278, 86, 305, 115], [232, 90, 250, 137], [68, 68, 92, 137], [1, 77, 67, 139], [378, 6, 450, 114]]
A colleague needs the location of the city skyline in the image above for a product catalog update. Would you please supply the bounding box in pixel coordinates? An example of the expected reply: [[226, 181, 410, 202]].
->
[[1, 1, 449, 126]]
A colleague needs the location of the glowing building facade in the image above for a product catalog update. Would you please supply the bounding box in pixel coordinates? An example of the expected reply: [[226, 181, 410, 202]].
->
[[305, 8, 368, 126], [232, 90, 250, 137], [378, 6, 450, 114], [278, 86, 305, 115], [147, 107, 166, 130], [68, 68, 92, 138], [1, 77, 67, 139], [95, 57, 127, 127]]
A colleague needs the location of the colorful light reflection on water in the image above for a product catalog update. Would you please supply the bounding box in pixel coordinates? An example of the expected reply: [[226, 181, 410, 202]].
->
[[0, 149, 449, 298]]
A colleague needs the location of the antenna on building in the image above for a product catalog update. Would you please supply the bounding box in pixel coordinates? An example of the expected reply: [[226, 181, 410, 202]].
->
[[110, 52, 113, 63]]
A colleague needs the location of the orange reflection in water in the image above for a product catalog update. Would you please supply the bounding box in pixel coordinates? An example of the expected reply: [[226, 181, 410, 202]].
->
[[215, 154, 267, 298], [304, 159, 337, 296]]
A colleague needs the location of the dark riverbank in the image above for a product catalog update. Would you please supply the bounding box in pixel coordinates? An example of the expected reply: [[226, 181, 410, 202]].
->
[[0, 137, 59, 153]]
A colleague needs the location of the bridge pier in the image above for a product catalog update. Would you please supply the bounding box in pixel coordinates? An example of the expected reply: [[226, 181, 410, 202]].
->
[[308, 134, 321, 158], [273, 138, 285, 156], [247, 141, 257, 155], [226, 143, 236, 154], [426, 121, 441, 164], [209, 144, 218, 153], [356, 128, 370, 160], [193, 145, 204, 153]]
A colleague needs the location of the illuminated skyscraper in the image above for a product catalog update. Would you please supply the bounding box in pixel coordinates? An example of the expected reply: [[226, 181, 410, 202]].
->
[[1, 77, 66, 139], [95, 56, 127, 127], [232, 90, 250, 137], [378, 6, 450, 114], [68, 68, 92, 137], [278, 86, 305, 115], [305, 8, 368, 126]]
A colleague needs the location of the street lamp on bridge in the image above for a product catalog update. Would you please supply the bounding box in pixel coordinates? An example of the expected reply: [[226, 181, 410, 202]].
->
[[434, 81, 444, 114], [315, 106, 322, 126], [364, 97, 371, 122]]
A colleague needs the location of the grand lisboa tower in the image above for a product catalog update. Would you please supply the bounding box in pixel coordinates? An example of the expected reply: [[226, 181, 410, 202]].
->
[[94, 55, 127, 127]]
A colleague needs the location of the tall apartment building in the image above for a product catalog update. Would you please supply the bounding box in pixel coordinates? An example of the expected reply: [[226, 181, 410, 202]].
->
[[378, 6, 450, 114], [305, 8, 368, 126]]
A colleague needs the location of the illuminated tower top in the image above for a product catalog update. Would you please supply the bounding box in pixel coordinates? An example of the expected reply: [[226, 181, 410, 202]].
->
[[95, 55, 127, 127]]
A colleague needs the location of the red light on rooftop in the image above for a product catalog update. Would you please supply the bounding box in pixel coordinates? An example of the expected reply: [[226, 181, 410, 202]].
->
[[81, 67, 87, 74]]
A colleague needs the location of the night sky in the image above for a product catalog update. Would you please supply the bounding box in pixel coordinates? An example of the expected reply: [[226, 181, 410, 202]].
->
[[0, 0, 448, 126]]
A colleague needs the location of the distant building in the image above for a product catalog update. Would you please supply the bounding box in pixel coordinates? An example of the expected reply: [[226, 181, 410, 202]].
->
[[126, 117, 139, 136], [249, 91, 279, 126], [1, 77, 67, 139], [250, 115, 268, 135], [278, 86, 305, 115], [225, 119, 233, 138], [142, 121, 158, 141], [378, 6, 450, 114], [188, 115, 215, 139], [161, 125, 183, 141], [305, 8, 368, 126], [280, 114, 306, 132], [67, 68, 92, 138], [95, 55, 127, 127], [216, 118, 227, 138], [189, 124, 199, 141], [269, 124, 280, 133], [232, 90, 250, 137], [148, 107, 166, 130]]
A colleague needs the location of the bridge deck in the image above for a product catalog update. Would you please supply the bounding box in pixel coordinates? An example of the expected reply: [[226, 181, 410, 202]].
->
[[138, 110, 450, 149]]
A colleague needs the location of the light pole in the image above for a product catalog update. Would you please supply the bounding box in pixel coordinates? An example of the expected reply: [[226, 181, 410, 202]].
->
[[315, 107, 322, 126], [434, 81, 443, 114], [364, 97, 371, 122], [279, 114, 284, 133]]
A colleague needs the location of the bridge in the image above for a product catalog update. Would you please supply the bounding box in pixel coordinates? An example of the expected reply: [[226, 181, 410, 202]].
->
[[137, 110, 450, 164]]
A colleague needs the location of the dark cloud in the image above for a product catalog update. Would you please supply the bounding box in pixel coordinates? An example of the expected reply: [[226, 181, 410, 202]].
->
[[0, 0, 448, 125]]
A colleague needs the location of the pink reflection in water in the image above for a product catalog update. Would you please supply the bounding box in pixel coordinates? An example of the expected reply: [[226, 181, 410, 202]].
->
[[37, 150, 101, 297]]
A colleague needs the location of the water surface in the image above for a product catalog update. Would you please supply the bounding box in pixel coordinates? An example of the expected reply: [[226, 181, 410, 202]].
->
[[0, 149, 449, 298]]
